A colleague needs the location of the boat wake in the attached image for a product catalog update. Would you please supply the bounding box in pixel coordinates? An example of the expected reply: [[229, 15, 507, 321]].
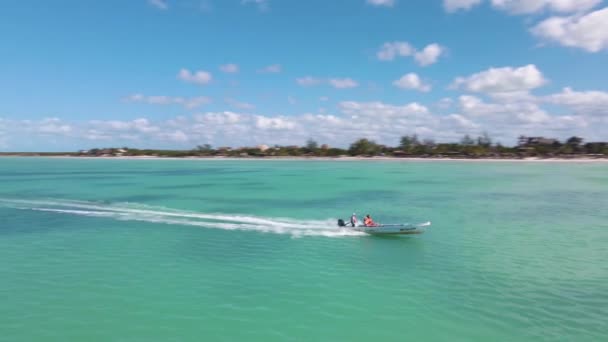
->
[[0, 198, 364, 238]]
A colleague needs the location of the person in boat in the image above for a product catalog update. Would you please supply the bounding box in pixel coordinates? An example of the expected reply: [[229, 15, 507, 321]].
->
[[350, 213, 358, 227], [363, 214, 378, 227]]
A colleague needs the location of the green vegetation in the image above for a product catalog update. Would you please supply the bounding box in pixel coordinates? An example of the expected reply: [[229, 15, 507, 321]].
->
[[1, 135, 606, 159]]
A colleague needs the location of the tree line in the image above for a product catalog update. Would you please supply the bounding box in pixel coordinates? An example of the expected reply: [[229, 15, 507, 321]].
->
[[76, 134, 608, 158]]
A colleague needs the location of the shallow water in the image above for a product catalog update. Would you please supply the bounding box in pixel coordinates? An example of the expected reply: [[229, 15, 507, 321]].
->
[[1, 158, 607, 341]]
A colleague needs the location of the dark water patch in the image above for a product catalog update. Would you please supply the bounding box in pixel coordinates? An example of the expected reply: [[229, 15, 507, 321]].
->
[[174, 228, 295, 266], [148, 183, 218, 190], [278, 173, 308, 177], [0, 191, 72, 199], [404, 179, 447, 185], [0, 175, 128, 182], [346, 190, 404, 201], [233, 182, 276, 190], [0, 170, 140, 177], [341, 176, 366, 181], [108, 194, 179, 202], [94, 182, 139, 187], [184, 189, 406, 211], [0, 208, 101, 236], [0, 167, 253, 178]]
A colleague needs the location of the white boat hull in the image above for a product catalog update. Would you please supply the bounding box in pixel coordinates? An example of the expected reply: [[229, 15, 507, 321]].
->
[[352, 221, 431, 235]]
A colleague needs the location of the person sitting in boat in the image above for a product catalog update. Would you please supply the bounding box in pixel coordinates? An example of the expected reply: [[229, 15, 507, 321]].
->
[[363, 214, 378, 227], [350, 213, 358, 227]]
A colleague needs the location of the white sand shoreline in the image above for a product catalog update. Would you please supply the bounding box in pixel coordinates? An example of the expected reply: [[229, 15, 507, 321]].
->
[[2, 155, 608, 163]]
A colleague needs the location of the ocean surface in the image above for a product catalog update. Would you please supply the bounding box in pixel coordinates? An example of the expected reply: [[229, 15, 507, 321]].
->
[[1, 157, 607, 341]]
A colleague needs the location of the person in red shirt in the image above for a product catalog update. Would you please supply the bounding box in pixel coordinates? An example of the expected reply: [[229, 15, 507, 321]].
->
[[363, 214, 378, 227]]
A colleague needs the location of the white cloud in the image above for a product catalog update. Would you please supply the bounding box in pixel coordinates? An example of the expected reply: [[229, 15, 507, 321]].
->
[[377, 41, 444, 65], [376, 41, 415, 61], [339, 101, 430, 119], [458, 95, 551, 124], [90, 118, 160, 134], [444, 0, 601, 13], [393, 73, 432, 92], [255, 116, 296, 130], [297, 77, 359, 89], [37, 118, 73, 135], [437, 98, 454, 109], [220, 64, 239, 73], [491, 0, 601, 14], [162, 130, 189, 142], [124, 94, 211, 109], [367, 0, 395, 7], [225, 98, 255, 110], [3, 96, 606, 150], [258, 64, 282, 73], [329, 78, 359, 89], [452, 64, 547, 94], [531, 7, 608, 52], [288, 96, 297, 105], [444, 0, 483, 12], [177, 68, 212, 85], [414, 44, 445, 66], [546, 87, 608, 115], [445, 114, 480, 129], [296, 76, 323, 86], [319, 96, 330, 102], [194, 112, 242, 125], [148, 0, 168, 10]]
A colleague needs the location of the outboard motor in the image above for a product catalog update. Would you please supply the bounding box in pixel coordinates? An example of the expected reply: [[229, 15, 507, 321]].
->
[[337, 219, 346, 227]]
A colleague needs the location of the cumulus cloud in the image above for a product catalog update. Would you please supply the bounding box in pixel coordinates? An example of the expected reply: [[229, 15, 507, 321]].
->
[[255, 116, 296, 130], [414, 44, 445, 66], [148, 0, 168, 10], [177, 68, 212, 85], [376, 41, 415, 61], [367, 0, 395, 7], [5, 86, 608, 149], [491, 0, 601, 14], [393, 73, 431, 92], [545, 87, 608, 115], [444, 0, 601, 13], [161, 130, 189, 142], [37, 118, 73, 135], [531, 7, 608, 52], [458, 95, 551, 124], [437, 98, 454, 109], [89, 118, 161, 134], [296, 77, 359, 88], [258, 64, 282, 73], [225, 98, 256, 110], [452, 64, 547, 95], [377, 42, 444, 66], [329, 78, 359, 89], [219, 64, 239, 73], [124, 94, 212, 109], [194, 111, 242, 125], [296, 76, 323, 86], [444, 0, 483, 12]]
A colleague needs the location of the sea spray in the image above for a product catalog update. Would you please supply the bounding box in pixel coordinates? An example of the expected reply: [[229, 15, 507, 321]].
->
[[0, 198, 364, 238]]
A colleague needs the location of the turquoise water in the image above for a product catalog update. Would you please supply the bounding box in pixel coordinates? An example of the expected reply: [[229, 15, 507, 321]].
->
[[1, 158, 607, 341]]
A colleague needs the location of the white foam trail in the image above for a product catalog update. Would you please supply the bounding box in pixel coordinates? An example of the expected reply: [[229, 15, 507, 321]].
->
[[0, 198, 364, 237]]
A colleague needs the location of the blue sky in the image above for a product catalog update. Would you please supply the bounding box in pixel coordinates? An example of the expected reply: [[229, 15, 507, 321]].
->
[[1, 0, 607, 151]]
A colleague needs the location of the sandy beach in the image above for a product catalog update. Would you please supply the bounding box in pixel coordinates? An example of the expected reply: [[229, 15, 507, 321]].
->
[[2, 155, 608, 163]]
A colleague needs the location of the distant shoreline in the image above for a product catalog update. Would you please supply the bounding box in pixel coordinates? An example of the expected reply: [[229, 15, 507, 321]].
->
[[1, 155, 608, 163]]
